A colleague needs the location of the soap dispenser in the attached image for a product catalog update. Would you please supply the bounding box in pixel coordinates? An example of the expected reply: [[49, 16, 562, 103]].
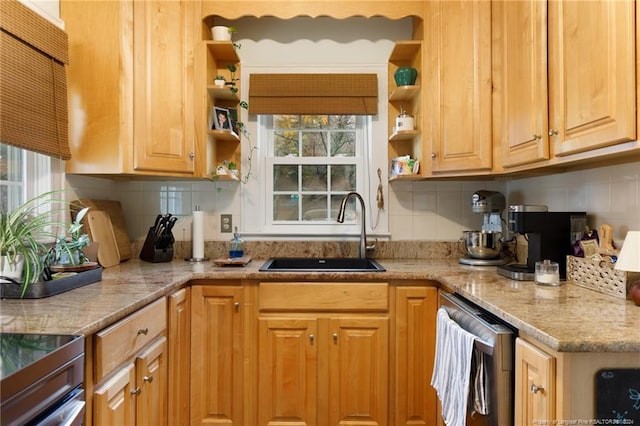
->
[[228, 227, 244, 258]]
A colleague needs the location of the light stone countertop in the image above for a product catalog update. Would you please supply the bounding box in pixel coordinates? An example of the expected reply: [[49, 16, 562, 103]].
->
[[0, 258, 638, 353]]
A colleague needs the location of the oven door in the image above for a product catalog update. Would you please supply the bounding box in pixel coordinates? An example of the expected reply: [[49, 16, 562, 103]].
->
[[438, 292, 516, 426], [32, 386, 85, 426]]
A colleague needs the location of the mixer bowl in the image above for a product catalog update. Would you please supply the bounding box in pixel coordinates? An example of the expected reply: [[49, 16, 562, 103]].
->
[[463, 230, 503, 259]]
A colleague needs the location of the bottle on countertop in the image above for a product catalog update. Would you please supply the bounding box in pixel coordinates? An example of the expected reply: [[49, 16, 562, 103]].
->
[[228, 227, 244, 259]]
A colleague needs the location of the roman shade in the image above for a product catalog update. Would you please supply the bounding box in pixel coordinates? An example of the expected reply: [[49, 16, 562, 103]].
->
[[249, 73, 378, 115], [0, 0, 71, 160]]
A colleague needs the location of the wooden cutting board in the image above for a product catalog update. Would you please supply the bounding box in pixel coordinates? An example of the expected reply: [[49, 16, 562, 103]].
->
[[87, 211, 121, 268], [72, 199, 132, 261]]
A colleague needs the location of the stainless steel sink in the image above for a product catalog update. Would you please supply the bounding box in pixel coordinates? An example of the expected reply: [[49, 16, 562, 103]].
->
[[259, 257, 386, 272]]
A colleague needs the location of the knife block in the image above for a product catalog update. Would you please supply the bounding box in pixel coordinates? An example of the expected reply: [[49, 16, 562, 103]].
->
[[139, 227, 174, 263]]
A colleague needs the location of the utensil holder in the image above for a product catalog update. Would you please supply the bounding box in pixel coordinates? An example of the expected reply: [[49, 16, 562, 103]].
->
[[139, 227, 174, 263]]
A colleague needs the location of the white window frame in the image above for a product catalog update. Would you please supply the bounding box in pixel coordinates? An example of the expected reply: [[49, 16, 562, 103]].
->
[[1, 144, 65, 211], [240, 65, 390, 239], [263, 115, 366, 232]]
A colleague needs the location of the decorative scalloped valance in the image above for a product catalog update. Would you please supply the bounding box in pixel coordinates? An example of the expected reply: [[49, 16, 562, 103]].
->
[[0, 0, 70, 159], [201, 1, 426, 21], [249, 73, 378, 115]]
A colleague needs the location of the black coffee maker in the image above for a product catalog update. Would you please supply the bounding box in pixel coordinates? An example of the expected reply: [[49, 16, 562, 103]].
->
[[497, 206, 586, 281]]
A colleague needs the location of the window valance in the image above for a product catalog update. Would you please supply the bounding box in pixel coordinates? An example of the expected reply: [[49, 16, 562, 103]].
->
[[248, 73, 377, 115], [0, 0, 71, 160]]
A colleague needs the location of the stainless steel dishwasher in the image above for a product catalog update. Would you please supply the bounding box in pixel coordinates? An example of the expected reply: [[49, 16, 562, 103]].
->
[[438, 292, 516, 426]]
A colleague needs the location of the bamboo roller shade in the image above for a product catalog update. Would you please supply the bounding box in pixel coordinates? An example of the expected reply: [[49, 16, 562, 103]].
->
[[249, 73, 378, 115], [0, 0, 71, 160]]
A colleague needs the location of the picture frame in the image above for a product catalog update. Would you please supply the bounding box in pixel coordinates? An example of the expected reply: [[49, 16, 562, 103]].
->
[[227, 107, 239, 135], [213, 107, 232, 130]]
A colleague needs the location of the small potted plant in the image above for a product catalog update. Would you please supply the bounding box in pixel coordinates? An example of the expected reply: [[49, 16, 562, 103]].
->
[[214, 75, 226, 88], [211, 25, 237, 41], [50, 206, 91, 267], [0, 192, 66, 296]]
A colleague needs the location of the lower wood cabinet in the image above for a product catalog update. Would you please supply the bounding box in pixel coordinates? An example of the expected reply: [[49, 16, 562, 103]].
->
[[392, 285, 438, 426], [168, 287, 191, 426], [188, 280, 439, 425], [257, 316, 389, 425], [91, 297, 168, 425], [515, 337, 556, 426], [190, 284, 244, 425]]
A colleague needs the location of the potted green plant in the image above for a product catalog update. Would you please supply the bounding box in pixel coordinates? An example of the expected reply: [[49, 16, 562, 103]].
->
[[50, 206, 91, 266], [0, 192, 66, 296], [214, 75, 226, 88]]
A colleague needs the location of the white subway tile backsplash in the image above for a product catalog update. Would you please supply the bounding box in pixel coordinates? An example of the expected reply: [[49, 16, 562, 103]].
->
[[66, 161, 639, 243]]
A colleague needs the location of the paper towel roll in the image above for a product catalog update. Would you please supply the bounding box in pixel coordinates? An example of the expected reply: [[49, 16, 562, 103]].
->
[[192, 210, 205, 259]]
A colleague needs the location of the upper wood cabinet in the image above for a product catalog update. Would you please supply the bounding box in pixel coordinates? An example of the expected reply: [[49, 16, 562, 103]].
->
[[549, 0, 636, 157], [493, 0, 550, 168], [61, 0, 197, 177], [424, 0, 493, 174], [494, 0, 636, 168]]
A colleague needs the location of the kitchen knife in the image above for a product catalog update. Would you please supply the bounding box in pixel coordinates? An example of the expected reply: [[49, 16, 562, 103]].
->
[[152, 214, 163, 233]]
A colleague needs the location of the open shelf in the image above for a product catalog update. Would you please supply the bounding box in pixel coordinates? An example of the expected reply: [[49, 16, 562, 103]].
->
[[389, 85, 420, 102]]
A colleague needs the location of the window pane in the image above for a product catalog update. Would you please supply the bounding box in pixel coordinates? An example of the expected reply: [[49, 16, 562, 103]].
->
[[301, 115, 328, 129], [329, 115, 356, 129], [330, 165, 356, 191], [302, 194, 328, 221], [274, 165, 298, 191], [274, 131, 299, 157], [302, 165, 327, 191], [0, 144, 23, 181], [331, 195, 357, 221], [273, 194, 299, 221], [330, 131, 355, 157], [301, 132, 327, 157], [274, 115, 300, 129]]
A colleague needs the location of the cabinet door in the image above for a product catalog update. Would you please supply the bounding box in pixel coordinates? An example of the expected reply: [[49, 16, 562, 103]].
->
[[132, 0, 196, 173], [494, 0, 550, 168], [135, 336, 168, 426], [392, 287, 437, 426], [191, 286, 244, 425], [257, 317, 319, 426], [93, 363, 136, 426], [549, 0, 635, 157], [328, 317, 389, 426], [168, 288, 191, 426], [426, 0, 492, 173], [515, 338, 556, 426]]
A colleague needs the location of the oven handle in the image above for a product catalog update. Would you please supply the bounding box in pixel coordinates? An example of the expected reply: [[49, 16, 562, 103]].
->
[[59, 400, 85, 426], [472, 334, 494, 356]]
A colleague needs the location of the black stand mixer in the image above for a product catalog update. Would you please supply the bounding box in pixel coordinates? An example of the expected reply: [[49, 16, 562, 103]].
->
[[459, 190, 510, 266]]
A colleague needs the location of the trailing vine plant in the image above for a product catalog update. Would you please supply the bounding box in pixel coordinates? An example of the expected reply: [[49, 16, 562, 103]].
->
[[211, 100, 257, 185]]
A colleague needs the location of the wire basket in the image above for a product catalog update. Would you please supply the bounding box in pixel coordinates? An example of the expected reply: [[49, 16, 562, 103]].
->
[[566, 255, 639, 299]]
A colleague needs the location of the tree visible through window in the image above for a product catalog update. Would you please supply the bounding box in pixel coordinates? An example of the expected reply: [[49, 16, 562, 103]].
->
[[268, 115, 361, 223]]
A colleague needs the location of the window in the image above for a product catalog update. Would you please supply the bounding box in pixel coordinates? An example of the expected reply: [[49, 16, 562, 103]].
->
[[0, 143, 62, 212], [240, 65, 389, 238], [267, 115, 362, 223]]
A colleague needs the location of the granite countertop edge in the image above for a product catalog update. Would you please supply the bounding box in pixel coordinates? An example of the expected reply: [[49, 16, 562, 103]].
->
[[1, 258, 638, 353]]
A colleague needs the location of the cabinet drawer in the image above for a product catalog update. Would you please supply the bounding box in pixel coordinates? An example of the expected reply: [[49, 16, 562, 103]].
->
[[259, 282, 389, 312], [95, 297, 167, 381]]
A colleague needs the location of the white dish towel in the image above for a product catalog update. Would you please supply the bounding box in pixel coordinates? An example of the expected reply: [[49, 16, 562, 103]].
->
[[431, 307, 477, 426]]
